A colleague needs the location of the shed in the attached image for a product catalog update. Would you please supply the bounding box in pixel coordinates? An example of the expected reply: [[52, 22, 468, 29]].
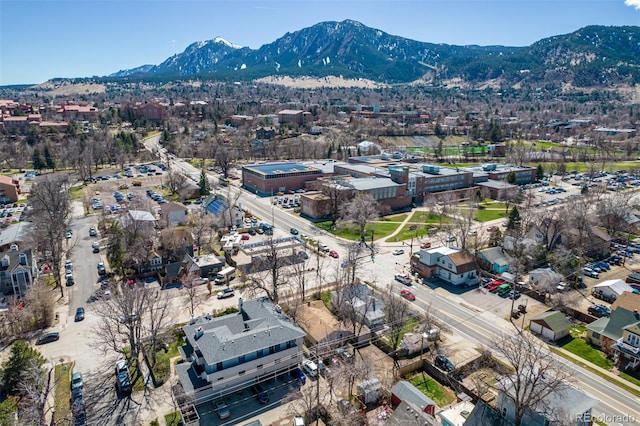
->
[[529, 311, 572, 341], [390, 380, 437, 416], [357, 378, 382, 404], [593, 279, 633, 300], [477, 246, 511, 274]]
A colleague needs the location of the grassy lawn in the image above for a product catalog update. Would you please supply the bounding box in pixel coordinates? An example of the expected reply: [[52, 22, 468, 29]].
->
[[619, 370, 640, 387], [474, 208, 508, 222], [151, 328, 185, 385], [479, 201, 508, 210], [378, 213, 408, 223], [386, 224, 429, 243], [408, 372, 456, 407], [407, 211, 451, 225], [54, 363, 73, 426], [560, 330, 614, 370], [164, 411, 182, 426], [316, 221, 399, 241]]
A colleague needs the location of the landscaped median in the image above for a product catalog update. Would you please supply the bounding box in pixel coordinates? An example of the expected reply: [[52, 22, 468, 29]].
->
[[53, 362, 73, 426]]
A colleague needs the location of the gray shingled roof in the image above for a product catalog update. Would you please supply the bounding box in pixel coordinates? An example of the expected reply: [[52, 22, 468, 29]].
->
[[183, 297, 305, 366], [391, 380, 436, 411], [499, 376, 598, 420]]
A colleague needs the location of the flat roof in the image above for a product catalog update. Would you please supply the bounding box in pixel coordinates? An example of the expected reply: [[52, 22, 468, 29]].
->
[[346, 177, 402, 191], [477, 180, 518, 189], [243, 162, 320, 175]]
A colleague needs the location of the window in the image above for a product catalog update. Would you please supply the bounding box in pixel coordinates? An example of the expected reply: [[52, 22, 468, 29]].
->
[[274, 358, 281, 364], [257, 365, 263, 369], [238, 370, 245, 376], [501, 408, 507, 417], [216, 362, 222, 371], [239, 355, 245, 364]]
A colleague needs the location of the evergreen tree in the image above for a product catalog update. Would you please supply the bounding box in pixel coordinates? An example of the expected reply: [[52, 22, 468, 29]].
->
[[198, 170, 210, 196], [43, 145, 55, 170], [506, 206, 521, 230], [1, 340, 45, 395], [506, 171, 517, 185], [32, 148, 44, 171], [536, 164, 544, 181]]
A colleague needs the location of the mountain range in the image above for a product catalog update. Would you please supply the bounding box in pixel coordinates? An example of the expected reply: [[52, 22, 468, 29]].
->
[[110, 20, 640, 87]]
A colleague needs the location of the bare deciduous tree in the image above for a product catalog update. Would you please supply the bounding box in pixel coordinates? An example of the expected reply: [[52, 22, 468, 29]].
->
[[339, 193, 381, 242], [92, 285, 174, 387], [491, 332, 570, 426], [245, 236, 288, 305], [28, 176, 72, 298]]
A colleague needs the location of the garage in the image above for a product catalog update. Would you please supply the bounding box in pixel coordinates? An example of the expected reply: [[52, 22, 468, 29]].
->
[[529, 311, 572, 341]]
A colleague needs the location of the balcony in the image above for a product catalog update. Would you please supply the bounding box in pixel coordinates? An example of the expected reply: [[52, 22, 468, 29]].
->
[[614, 337, 640, 356]]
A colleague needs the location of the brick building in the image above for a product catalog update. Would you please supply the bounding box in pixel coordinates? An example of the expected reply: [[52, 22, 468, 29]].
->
[[0, 175, 21, 203], [241, 162, 325, 196]]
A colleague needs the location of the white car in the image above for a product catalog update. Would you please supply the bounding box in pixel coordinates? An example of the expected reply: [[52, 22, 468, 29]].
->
[[302, 359, 318, 377], [394, 273, 412, 285], [392, 249, 404, 255]]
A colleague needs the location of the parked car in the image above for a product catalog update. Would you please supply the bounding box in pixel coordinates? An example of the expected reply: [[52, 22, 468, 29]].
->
[[588, 304, 611, 318], [435, 354, 455, 372], [74, 307, 85, 322], [89, 227, 97, 237], [65, 273, 75, 286], [251, 383, 269, 404], [328, 250, 340, 258], [394, 273, 412, 285], [335, 347, 354, 363], [290, 228, 299, 235], [71, 372, 83, 391], [65, 231, 72, 239], [302, 359, 318, 378], [97, 262, 106, 275], [215, 401, 230, 419], [400, 289, 416, 301], [36, 332, 60, 345], [445, 235, 456, 243], [217, 288, 235, 299], [92, 242, 100, 253], [115, 360, 132, 395], [581, 267, 599, 279], [392, 249, 405, 255], [291, 367, 306, 385]]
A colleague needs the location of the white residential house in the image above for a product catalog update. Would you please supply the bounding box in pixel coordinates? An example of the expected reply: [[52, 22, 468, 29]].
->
[[0, 246, 37, 297], [176, 297, 305, 402], [410, 246, 478, 286], [119, 210, 156, 236], [331, 284, 385, 330], [159, 201, 189, 226]]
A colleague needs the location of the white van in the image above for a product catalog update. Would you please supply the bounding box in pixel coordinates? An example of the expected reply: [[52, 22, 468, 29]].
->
[[302, 359, 318, 378]]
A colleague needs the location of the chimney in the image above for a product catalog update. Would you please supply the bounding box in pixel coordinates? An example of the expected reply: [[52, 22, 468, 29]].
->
[[194, 326, 203, 340], [19, 253, 27, 266], [9, 244, 18, 252], [1, 256, 9, 268]]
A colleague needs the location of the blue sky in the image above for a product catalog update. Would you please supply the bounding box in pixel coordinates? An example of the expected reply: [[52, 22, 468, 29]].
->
[[1, 0, 639, 86]]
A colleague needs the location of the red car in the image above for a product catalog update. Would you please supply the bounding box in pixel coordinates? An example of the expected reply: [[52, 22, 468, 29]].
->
[[328, 250, 339, 258], [400, 289, 416, 301], [486, 280, 504, 292], [241, 234, 250, 240]]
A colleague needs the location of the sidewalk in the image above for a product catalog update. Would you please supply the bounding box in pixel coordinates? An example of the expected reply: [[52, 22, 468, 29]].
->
[[551, 345, 640, 395]]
